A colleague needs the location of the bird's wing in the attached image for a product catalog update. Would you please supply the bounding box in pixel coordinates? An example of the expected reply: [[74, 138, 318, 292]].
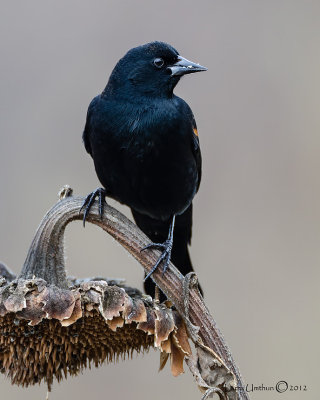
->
[[82, 96, 100, 156], [176, 97, 202, 192], [188, 108, 202, 192]]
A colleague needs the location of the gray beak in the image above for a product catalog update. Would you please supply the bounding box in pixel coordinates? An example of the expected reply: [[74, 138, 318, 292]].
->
[[168, 55, 208, 76]]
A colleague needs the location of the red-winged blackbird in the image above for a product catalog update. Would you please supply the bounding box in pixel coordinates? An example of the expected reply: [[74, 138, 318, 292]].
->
[[82, 42, 206, 300]]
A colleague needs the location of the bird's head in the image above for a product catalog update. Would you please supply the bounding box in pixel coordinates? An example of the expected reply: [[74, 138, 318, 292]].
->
[[105, 41, 207, 99]]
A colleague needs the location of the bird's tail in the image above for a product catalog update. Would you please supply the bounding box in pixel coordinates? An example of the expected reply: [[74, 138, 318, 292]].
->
[[131, 204, 202, 300]]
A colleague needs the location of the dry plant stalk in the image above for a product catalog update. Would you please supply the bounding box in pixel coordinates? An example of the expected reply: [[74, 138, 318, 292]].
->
[[0, 186, 249, 400]]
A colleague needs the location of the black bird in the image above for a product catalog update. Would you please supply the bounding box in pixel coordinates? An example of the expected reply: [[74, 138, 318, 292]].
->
[[82, 42, 206, 299]]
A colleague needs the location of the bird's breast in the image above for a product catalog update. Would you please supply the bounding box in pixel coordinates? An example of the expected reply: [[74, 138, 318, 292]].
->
[[92, 98, 198, 219]]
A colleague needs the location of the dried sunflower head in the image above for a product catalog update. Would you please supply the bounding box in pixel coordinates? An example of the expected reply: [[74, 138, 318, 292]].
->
[[0, 267, 191, 390]]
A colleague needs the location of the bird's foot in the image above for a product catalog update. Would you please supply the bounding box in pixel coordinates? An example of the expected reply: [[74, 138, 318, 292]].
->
[[141, 238, 173, 281], [80, 187, 107, 226]]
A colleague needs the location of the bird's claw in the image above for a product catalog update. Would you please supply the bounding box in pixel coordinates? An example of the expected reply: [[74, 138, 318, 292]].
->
[[141, 242, 167, 252], [80, 188, 106, 226], [142, 239, 173, 281]]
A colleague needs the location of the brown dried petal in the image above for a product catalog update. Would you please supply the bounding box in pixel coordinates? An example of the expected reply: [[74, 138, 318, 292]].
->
[[99, 286, 127, 320], [154, 306, 175, 348], [84, 290, 101, 308], [60, 294, 83, 327], [159, 351, 170, 372], [16, 288, 48, 325], [159, 313, 191, 377], [137, 309, 156, 335], [1, 282, 27, 313], [80, 280, 108, 293], [80, 281, 107, 308], [172, 311, 192, 356], [170, 338, 186, 377], [107, 316, 125, 332], [123, 296, 147, 324], [160, 337, 172, 354], [42, 286, 76, 321]]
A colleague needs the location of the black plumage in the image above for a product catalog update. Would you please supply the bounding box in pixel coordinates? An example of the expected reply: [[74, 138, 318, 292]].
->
[[82, 41, 206, 299]]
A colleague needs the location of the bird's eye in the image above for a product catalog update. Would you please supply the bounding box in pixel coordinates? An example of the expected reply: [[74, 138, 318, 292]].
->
[[153, 58, 164, 68]]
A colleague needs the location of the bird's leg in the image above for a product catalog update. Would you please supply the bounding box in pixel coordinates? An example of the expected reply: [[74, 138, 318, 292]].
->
[[142, 215, 176, 281], [80, 187, 107, 226]]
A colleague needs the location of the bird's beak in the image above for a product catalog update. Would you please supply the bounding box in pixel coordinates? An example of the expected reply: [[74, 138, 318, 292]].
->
[[168, 56, 208, 76]]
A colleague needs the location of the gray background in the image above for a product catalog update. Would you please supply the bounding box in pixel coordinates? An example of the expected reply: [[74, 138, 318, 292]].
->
[[0, 1, 319, 399]]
